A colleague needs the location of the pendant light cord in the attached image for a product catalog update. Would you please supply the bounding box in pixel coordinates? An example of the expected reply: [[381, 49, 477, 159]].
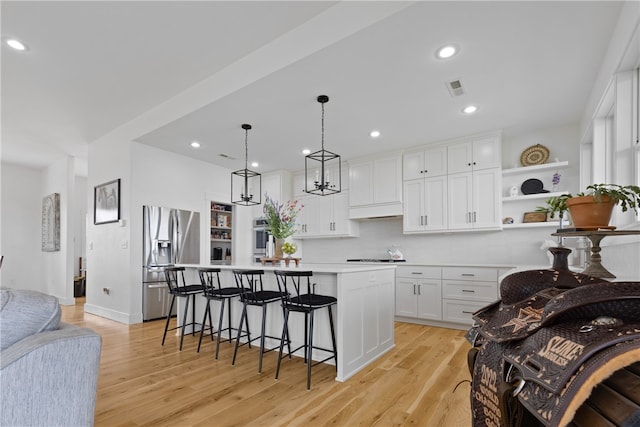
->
[[321, 101, 325, 151], [244, 127, 249, 170]]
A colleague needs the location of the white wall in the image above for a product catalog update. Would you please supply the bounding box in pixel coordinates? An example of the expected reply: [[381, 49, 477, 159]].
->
[[41, 156, 75, 304], [84, 141, 254, 324], [299, 217, 562, 265], [1, 163, 44, 290], [1, 158, 77, 303], [74, 176, 88, 276], [85, 133, 133, 322]]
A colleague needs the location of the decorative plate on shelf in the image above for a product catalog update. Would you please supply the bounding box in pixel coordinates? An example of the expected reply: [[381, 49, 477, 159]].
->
[[520, 144, 550, 166]]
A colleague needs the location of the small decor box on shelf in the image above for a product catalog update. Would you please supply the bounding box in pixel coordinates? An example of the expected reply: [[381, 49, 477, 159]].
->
[[522, 211, 547, 223]]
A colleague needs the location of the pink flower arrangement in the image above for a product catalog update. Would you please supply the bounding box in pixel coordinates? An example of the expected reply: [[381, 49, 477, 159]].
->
[[263, 195, 304, 238]]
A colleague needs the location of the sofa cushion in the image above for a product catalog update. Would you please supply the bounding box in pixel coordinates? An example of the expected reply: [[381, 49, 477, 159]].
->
[[0, 289, 61, 351]]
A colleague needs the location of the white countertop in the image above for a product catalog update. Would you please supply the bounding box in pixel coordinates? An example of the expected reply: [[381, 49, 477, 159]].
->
[[394, 262, 516, 269], [177, 262, 397, 274]]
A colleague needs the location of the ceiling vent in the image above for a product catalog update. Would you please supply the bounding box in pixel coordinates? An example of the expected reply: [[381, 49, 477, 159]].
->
[[218, 153, 235, 160], [446, 79, 465, 97]]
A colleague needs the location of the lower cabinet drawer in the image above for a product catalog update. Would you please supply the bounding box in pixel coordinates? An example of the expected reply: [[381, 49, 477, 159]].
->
[[442, 280, 498, 302], [442, 299, 489, 325], [442, 267, 497, 282]]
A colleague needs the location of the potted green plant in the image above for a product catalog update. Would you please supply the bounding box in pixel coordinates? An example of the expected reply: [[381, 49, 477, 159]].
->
[[263, 195, 303, 257], [538, 184, 640, 228]]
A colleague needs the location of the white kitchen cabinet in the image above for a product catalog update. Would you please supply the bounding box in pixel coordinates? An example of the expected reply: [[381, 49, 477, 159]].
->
[[395, 264, 510, 328], [253, 170, 292, 218], [403, 176, 447, 232], [292, 172, 309, 197], [296, 192, 358, 238], [441, 266, 500, 325], [395, 266, 442, 320], [403, 146, 447, 180], [447, 168, 501, 230], [447, 135, 501, 174], [293, 163, 347, 197], [295, 195, 320, 236], [348, 154, 403, 218], [402, 131, 502, 234]]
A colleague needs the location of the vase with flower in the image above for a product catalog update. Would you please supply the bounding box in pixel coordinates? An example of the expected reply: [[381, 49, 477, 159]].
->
[[263, 195, 303, 258], [552, 172, 561, 192]]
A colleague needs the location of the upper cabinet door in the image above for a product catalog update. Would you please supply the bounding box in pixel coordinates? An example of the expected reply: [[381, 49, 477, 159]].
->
[[447, 135, 501, 174], [403, 151, 424, 181], [403, 179, 425, 232], [447, 172, 473, 230], [423, 176, 448, 231], [472, 137, 501, 171], [472, 168, 501, 228], [447, 142, 473, 174], [349, 161, 374, 206], [403, 146, 447, 180], [373, 156, 402, 203], [423, 146, 448, 177]]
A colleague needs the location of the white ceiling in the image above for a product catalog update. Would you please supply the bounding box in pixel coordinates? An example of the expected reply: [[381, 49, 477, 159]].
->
[[1, 1, 625, 176]]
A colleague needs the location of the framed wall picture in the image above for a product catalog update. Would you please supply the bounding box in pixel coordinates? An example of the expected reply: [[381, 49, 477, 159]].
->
[[42, 193, 60, 251], [94, 179, 120, 225]]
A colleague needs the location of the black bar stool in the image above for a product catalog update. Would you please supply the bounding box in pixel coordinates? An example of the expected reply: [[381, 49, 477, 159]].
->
[[273, 270, 337, 390], [196, 268, 244, 359], [162, 266, 204, 350], [231, 269, 290, 373]]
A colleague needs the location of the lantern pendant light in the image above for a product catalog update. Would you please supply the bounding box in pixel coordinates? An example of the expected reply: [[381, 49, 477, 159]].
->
[[231, 124, 261, 206], [305, 95, 341, 196]]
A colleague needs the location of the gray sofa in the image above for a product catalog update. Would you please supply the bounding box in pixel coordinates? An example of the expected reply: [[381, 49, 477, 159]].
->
[[0, 289, 102, 426]]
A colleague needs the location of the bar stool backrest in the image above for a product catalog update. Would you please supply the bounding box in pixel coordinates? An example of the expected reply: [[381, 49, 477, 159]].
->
[[198, 268, 222, 294], [274, 270, 314, 306], [164, 266, 187, 294], [232, 269, 265, 299]]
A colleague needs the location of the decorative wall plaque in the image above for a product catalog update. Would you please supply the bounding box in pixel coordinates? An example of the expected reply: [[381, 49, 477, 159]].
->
[[42, 193, 60, 251]]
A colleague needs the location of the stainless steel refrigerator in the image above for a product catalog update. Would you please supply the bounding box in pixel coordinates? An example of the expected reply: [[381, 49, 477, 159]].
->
[[142, 205, 200, 321]]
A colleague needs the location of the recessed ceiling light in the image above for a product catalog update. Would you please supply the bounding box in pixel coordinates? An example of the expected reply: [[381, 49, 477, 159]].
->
[[251, 161, 259, 168], [436, 44, 458, 59], [190, 141, 200, 148], [462, 105, 478, 114], [370, 130, 381, 138], [4, 38, 28, 51], [302, 149, 311, 155]]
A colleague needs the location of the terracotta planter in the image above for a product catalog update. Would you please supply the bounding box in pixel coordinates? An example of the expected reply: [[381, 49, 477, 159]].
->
[[566, 195, 616, 228]]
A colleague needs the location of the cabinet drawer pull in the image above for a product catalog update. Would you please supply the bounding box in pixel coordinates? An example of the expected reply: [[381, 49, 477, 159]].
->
[[461, 273, 475, 277], [411, 272, 423, 275], [462, 310, 474, 314], [462, 289, 475, 293], [413, 284, 416, 295]]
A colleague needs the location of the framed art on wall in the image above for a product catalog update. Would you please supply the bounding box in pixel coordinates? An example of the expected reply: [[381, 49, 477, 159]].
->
[[42, 193, 60, 251], [94, 179, 120, 224]]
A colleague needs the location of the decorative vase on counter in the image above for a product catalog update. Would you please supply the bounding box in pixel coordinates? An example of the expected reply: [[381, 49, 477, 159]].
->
[[275, 238, 284, 258]]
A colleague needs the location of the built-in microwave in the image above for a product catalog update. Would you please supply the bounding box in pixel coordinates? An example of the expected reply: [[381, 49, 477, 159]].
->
[[253, 218, 271, 256]]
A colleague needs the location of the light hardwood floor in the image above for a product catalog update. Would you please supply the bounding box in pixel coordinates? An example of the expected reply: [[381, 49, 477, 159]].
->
[[63, 299, 472, 426]]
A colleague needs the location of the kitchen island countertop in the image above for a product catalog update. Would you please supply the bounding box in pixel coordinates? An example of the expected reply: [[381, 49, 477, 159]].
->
[[178, 262, 397, 274]]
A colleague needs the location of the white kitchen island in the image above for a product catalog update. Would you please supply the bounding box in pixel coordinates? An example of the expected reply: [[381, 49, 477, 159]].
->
[[178, 263, 396, 382]]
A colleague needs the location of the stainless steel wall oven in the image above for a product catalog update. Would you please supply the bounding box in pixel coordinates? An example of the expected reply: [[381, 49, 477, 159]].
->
[[253, 217, 270, 258]]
